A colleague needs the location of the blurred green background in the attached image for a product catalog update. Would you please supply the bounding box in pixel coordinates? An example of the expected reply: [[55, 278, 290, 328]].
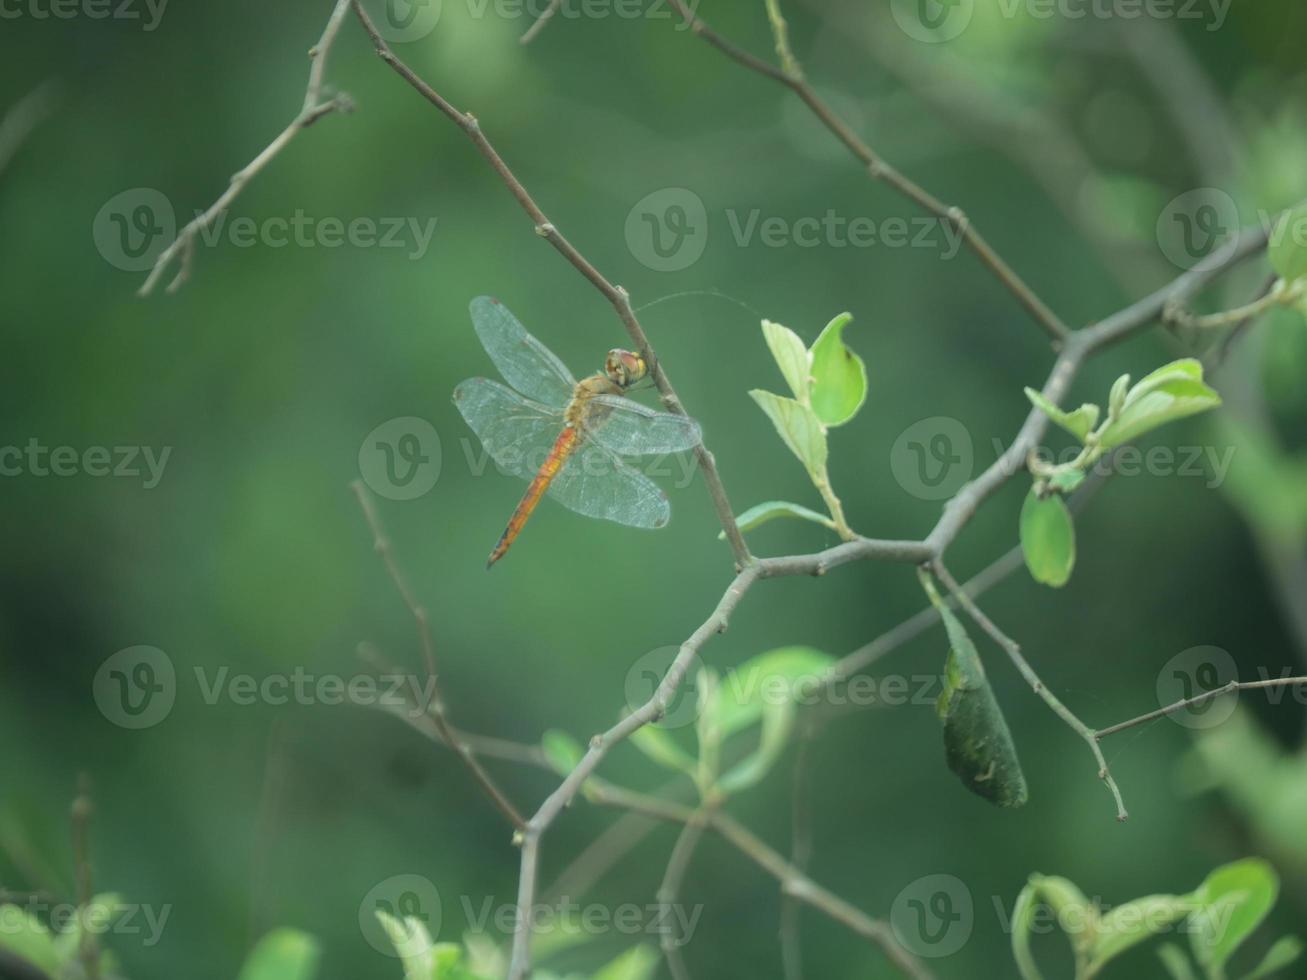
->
[[3, 0, 1307, 977]]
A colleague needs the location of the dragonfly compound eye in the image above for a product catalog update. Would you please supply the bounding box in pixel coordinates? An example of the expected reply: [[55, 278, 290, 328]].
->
[[606, 349, 648, 387]]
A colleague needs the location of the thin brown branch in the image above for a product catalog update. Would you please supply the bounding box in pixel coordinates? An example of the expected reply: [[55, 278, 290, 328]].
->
[[71, 775, 98, 980], [666, 0, 1070, 345], [587, 786, 933, 980], [351, 481, 526, 832], [519, 0, 562, 44], [348, 0, 751, 566], [138, 0, 353, 295], [656, 807, 713, 980], [781, 728, 814, 980], [1096, 676, 1307, 740], [0, 82, 57, 180]]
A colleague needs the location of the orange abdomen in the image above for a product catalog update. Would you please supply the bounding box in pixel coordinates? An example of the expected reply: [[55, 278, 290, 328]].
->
[[486, 426, 579, 568]]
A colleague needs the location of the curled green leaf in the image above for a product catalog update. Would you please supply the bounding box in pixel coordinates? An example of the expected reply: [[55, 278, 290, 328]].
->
[[1024, 388, 1100, 443], [808, 312, 867, 427]]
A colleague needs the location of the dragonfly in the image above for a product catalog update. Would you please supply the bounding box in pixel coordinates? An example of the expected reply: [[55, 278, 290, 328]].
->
[[453, 296, 704, 567]]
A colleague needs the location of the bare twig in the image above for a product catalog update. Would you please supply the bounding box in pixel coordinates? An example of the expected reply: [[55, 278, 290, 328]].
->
[[0, 82, 57, 180], [519, 0, 562, 44], [666, 0, 1070, 345], [656, 807, 714, 980], [1096, 676, 1307, 739], [588, 786, 933, 980], [71, 775, 98, 980], [138, 0, 354, 295], [780, 727, 815, 980], [928, 563, 1129, 822], [352, 481, 526, 832]]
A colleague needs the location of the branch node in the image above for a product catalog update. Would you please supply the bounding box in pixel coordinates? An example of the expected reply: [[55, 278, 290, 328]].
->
[[535, 222, 554, 237]]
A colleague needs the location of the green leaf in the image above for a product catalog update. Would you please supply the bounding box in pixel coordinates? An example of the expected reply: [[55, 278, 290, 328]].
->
[[376, 914, 436, 980], [761, 320, 811, 403], [1191, 858, 1279, 975], [52, 893, 127, 963], [591, 945, 660, 980], [541, 730, 583, 776], [237, 929, 321, 980], [1011, 883, 1044, 980], [1098, 359, 1222, 449], [808, 312, 867, 427], [719, 500, 837, 539], [629, 724, 697, 774], [1158, 943, 1199, 980], [1020, 489, 1075, 588], [0, 904, 60, 976], [1244, 935, 1305, 979], [1089, 893, 1199, 973], [1024, 388, 1100, 443], [935, 604, 1028, 807], [717, 699, 794, 794], [1028, 874, 1097, 959], [1048, 468, 1086, 496], [714, 647, 834, 737], [1269, 204, 1307, 283], [749, 390, 828, 475]]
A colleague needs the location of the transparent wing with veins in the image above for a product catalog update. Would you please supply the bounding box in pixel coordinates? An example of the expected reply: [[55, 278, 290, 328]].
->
[[453, 378, 564, 480], [453, 379, 681, 529], [581, 394, 703, 457], [468, 296, 575, 407], [549, 444, 672, 529]]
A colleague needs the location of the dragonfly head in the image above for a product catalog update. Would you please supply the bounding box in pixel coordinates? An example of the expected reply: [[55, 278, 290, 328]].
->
[[605, 349, 648, 389]]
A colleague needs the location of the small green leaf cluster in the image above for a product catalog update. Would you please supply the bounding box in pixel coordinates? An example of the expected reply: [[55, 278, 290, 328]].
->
[[628, 647, 833, 801], [732, 315, 868, 541], [1021, 359, 1222, 588], [1269, 204, 1307, 321], [0, 893, 135, 980], [375, 909, 658, 980], [1011, 859, 1302, 980]]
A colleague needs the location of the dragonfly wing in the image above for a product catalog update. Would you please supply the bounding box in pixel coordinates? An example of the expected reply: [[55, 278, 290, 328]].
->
[[583, 395, 703, 457], [453, 378, 565, 480], [546, 441, 671, 529], [469, 296, 576, 407]]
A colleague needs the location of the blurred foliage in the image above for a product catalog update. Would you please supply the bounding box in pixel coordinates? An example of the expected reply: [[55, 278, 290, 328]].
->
[[2, 1, 1307, 978]]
